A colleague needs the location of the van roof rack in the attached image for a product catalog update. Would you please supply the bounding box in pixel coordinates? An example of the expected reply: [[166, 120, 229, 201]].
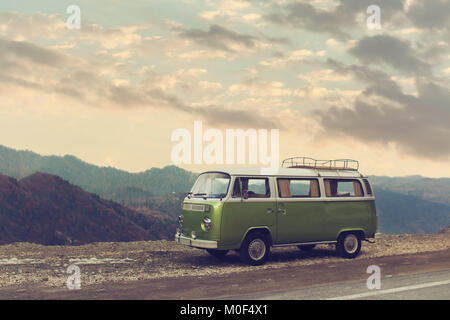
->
[[282, 157, 359, 171]]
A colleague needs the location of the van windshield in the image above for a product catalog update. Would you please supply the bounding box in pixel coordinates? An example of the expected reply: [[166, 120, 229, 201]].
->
[[190, 172, 230, 199]]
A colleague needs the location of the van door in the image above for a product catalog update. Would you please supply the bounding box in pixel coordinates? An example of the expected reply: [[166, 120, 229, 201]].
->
[[221, 177, 277, 248], [275, 177, 326, 244], [322, 178, 369, 239]]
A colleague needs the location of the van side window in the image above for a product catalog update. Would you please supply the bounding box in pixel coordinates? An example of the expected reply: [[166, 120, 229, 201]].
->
[[362, 179, 373, 196], [324, 179, 364, 197], [232, 177, 270, 198], [277, 179, 320, 198]]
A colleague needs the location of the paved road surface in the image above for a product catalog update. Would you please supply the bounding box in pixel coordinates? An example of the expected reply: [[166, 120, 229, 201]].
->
[[222, 269, 450, 300]]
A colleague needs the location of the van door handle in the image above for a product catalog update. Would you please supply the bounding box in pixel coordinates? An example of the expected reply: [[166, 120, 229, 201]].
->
[[277, 208, 286, 215], [266, 208, 275, 214]]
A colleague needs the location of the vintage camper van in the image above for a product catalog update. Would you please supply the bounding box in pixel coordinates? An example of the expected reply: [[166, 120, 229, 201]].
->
[[175, 157, 377, 265]]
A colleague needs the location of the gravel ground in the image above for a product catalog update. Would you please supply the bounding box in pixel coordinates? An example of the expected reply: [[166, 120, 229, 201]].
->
[[0, 233, 449, 289]]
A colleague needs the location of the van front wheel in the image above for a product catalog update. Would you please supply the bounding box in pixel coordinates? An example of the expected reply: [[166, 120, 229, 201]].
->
[[240, 232, 270, 266], [336, 233, 361, 258]]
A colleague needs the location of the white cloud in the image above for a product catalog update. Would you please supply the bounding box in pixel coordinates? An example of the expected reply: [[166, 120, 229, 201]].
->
[[297, 69, 352, 84], [176, 50, 227, 60], [229, 78, 291, 97], [258, 49, 326, 69], [0, 12, 67, 41], [200, 0, 250, 20], [198, 81, 223, 90], [242, 13, 262, 22]]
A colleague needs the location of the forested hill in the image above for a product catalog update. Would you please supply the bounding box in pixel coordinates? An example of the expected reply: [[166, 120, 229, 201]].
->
[[0, 144, 197, 202], [0, 172, 175, 245]]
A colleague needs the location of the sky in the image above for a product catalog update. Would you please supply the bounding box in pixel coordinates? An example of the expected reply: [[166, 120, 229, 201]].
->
[[0, 0, 449, 177]]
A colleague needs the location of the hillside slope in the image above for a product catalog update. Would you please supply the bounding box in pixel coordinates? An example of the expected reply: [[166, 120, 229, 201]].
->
[[374, 187, 450, 234], [0, 172, 175, 245], [370, 175, 450, 206]]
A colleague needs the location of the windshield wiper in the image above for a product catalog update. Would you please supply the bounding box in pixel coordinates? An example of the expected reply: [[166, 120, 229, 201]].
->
[[193, 193, 208, 199]]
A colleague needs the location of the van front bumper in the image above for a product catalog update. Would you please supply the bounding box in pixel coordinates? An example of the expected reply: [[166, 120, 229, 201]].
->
[[175, 233, 218, 249]]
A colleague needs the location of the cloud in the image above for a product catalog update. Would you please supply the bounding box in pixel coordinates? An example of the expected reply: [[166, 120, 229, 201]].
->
[[2, 5, 449, 163], [0, 35, 279, 129], [79, 24, 149, 49], [257, 49, 325, 69], [178, 24, 259, 52], [0, 12, 67, 40], [264, 0, 404, 39], [297, 69, 352, 84], [176, 50, 227, 60], [313, 60, 450, 159], [200, 0, 250, 18], [265, 1, 349, 39], [0, 37, 71, 67], [407, 0, 450, 30], [229, 77, 291, 97], [348, 35, 431, 76], [140, 89, 281, 128], [194, 104, 281, 129]]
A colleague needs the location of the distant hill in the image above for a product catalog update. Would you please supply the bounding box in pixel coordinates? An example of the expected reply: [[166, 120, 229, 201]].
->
[[370, 175, 450, 207], [369, 175, 450, 233], [0, 172, 176, 245], [439, 226, 450, 234], [373, 187, 450, 234], [0, 144, 198, 203]]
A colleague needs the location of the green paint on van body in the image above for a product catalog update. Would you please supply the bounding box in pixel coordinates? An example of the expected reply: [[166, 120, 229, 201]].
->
[[176, 169, 377, 251]]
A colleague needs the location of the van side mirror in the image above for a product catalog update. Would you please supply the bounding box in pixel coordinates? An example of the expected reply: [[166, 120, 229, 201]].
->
[[242, 190, 249, 200]]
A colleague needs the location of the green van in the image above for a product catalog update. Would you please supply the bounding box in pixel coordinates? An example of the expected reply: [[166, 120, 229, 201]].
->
[[175, 158, 377, 265]]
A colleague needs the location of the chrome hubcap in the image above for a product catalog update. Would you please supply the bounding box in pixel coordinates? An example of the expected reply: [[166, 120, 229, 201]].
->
[[344, 234, 358, 254], [248, 239, 266, 261]]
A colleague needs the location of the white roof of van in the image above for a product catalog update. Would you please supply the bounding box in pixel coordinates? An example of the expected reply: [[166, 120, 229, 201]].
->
[[204, 168, 363, 178]]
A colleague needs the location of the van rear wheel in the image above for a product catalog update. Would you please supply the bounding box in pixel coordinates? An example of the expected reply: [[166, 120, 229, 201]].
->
[[336, 233, 361, 258], [240, 232, 270, 266]]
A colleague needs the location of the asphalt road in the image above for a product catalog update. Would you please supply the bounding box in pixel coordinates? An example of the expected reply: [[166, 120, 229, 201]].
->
[[222, 269, 450, 300]]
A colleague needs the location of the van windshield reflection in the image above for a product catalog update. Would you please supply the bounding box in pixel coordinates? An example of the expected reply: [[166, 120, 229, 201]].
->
[[190, 173, 230, 199]]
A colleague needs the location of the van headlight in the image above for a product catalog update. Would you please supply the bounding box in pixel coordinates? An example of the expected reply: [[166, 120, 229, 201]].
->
[[182, 203, 211, 212], [202, 217, 212, 231]]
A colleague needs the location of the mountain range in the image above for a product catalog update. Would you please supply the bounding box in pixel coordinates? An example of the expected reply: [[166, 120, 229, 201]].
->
[[0, 144, 197, 201], [369, 175, 450, 207], [0, 144, 449, 242]]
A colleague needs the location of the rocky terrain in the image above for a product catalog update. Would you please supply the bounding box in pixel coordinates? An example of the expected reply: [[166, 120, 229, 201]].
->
[[0, 232, 449, 290]]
